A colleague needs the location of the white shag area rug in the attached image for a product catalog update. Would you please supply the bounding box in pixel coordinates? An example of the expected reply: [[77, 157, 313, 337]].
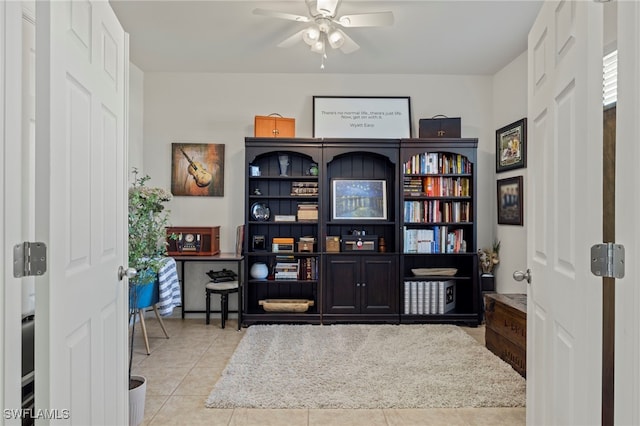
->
[[205, 324, 526, 409]]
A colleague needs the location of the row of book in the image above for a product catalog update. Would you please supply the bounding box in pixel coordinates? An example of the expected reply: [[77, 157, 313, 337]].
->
[[273, 256, 318, 281], [404, 200, 471, 223], [403, 226, 467, 253], [403, 176, 471, 197], [404, 280, 456, 315], [403, 152, 472, 175]]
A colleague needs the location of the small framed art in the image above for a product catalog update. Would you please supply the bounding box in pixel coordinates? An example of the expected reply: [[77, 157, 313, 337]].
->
[[496, 118, 527, 173], [497, 176, 523, 225], [171, 143, 225, 196]]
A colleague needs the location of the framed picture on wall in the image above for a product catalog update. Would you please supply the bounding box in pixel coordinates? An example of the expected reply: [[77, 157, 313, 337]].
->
[[313, 96, 412, 138], [496, 118, 527, 172], [171, 143, 225, 196], [332, 179, 387, 220], [497, 176, 523, 225]]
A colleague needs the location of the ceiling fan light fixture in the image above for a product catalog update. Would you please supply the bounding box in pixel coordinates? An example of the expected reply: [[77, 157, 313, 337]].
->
[[327, 29, 345, 49], [302, 26, 321, 46], [310, 39, 325, 54]]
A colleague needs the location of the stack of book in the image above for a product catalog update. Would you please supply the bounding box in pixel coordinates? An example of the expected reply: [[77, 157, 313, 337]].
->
[[274, 256, 299, 280]]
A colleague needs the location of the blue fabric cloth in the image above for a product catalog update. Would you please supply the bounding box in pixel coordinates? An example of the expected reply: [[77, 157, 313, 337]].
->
[[157, 257, 181, 316]]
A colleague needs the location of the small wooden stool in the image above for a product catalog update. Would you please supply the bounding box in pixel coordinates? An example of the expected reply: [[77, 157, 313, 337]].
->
[[205, 281, 238, 329]]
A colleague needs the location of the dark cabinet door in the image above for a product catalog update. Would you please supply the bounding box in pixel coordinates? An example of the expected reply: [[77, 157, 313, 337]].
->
[[324, 256, 359, 314], [325, 255, 397, 315], [360, 256, 397, 314]]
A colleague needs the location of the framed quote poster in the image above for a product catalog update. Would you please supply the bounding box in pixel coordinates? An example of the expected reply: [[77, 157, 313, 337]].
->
[[313, 96, 412, 138]]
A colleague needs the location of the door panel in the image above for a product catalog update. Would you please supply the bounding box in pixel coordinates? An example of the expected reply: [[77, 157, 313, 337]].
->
[[324, 257, 359, 314], [361, 256, 397, 314], [35, 1, 128, 424], [527, 1, 603, 424]]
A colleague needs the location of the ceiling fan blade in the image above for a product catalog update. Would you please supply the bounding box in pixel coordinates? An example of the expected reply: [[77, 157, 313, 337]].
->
[[337, 11, 394, 28], [277, 29, 307, 48], [338, 31, 359, 54], [315, 0, 340, 16], [253, 8, 311, 23]]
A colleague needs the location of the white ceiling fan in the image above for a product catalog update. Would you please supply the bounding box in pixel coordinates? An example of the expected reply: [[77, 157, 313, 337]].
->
[[253, 0, 394, 68]]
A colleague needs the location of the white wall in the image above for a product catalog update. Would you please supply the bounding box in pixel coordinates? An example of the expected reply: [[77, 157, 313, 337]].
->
[[141, 71, 523, 314], [491, 52, 528, 294], [128, 63, 144, 181], [143, 72, 495, 249]]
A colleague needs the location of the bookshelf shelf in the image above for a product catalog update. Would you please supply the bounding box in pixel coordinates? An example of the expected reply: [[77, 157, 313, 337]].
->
[[400, 139, 480, 326]]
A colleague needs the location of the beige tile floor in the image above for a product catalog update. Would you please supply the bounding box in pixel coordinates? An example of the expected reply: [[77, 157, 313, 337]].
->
[[131, 316, 525, 426]]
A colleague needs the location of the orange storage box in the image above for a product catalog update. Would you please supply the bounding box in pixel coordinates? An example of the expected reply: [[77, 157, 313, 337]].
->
[[254, 114, 295, 138]]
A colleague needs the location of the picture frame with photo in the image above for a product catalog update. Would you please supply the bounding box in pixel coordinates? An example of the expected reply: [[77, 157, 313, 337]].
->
[[497, 176, 523, 225], [496, 118, 527, 172]]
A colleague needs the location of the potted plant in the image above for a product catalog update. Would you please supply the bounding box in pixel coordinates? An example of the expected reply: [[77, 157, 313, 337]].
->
[[478, 240, 500, 292], [127, 168, 173, 426]]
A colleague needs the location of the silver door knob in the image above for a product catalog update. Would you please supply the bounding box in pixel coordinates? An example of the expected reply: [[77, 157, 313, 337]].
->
[[118, 266, 137, 281], [513, 269, 532, 284]]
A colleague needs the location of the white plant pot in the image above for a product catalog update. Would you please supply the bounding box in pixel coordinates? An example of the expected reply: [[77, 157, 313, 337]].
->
[[129, 375, 147, 426]]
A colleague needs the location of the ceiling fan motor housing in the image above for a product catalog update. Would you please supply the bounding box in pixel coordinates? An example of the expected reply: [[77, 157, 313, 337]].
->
[[306, 0, 340, 18]]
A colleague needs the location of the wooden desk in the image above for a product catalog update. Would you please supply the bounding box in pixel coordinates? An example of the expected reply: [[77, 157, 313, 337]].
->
[[172, 253, 244, 330], [484, 293, 527, 378]]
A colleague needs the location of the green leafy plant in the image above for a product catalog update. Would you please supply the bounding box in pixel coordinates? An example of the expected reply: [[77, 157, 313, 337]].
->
[[128, 168, 173, 281]]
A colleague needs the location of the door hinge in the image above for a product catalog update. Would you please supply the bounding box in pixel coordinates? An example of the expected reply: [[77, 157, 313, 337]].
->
[[591, 243, 624, 279], [13, 242, 47, 278]]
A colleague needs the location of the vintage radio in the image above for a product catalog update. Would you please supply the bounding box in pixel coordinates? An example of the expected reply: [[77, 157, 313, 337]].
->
[[341, 235, 378, 252], [166, 226, 220, 256]]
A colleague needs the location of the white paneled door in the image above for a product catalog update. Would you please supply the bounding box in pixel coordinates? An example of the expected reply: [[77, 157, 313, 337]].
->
[[35, 1, 128, 424], [527, 1, 603, 425]]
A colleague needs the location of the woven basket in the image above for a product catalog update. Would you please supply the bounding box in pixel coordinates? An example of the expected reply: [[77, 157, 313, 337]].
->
[[258, 299, 314, 313]]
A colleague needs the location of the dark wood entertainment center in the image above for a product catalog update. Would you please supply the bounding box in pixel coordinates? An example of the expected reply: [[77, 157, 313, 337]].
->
[[242, 137, 481, 327]]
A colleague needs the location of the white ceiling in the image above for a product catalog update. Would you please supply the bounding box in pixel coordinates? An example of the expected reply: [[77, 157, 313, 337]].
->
[[109, 0, 544, 75]]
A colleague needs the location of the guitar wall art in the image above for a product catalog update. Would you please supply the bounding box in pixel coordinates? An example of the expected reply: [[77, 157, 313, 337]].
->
[[171, 143, 225, 196]]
